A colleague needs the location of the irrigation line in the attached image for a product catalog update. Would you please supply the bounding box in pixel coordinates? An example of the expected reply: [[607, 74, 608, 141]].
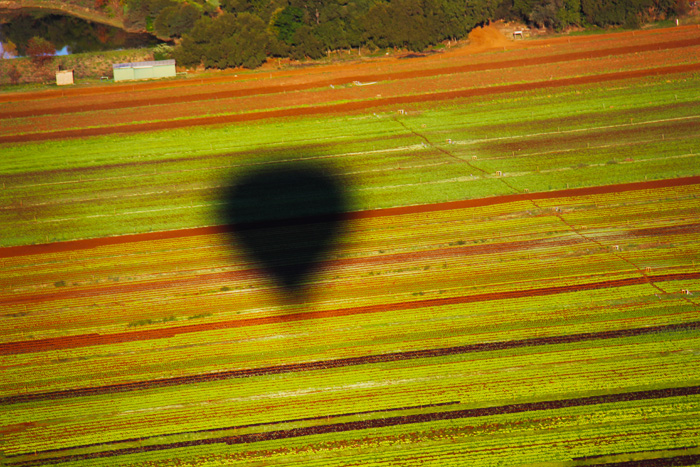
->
[[392, 117, 488, 173], [393, 117, 698, 305]]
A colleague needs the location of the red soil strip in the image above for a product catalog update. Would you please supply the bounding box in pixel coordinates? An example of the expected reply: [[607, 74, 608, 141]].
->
[[8, 385, 700, 466], [0, 272, 697, 359], [5, 37, 700, 120], [2, 175, 698, 259], [3, 62, 700, 144]]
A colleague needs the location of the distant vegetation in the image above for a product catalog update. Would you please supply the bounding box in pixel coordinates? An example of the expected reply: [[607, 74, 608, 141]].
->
[[0, 0, 691, 73], [158, 0, 689, 69]]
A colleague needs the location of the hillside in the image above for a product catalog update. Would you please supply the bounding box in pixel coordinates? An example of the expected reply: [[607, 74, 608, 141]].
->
[[0, 0, 130, 30]]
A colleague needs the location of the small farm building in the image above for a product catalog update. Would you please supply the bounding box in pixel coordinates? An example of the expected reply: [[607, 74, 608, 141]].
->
[[112, 59, 176, 82], [56, 69, 74, 86]]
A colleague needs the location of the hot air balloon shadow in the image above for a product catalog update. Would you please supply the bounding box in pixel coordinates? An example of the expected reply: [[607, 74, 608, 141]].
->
[[219, 160, 350, 303]]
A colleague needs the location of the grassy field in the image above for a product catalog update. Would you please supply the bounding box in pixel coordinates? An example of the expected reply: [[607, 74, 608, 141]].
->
[[1, 26, 699, 467]]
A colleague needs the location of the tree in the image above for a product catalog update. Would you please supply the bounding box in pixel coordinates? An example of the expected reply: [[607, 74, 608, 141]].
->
[[1, 40, 17, 59], [7, 64, 21, 84], [173, 15, 212, 67], [290, 25, 324, 60], [529, 0, 580, 29], [464, 0, 499, 26], [175, 12, 270, 69], [272, 6, 305, 44], [154, 3, 201, 38], [362, 0, 440, 51], [26, 37, 55, 67], [1, 40, 20, 84]]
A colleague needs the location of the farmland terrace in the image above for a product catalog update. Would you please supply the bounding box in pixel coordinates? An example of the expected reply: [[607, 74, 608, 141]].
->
[[0, 25, 699, 467]]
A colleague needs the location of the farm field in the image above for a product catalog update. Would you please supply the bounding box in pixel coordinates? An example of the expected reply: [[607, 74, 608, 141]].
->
[[1, 25, 700, 466]]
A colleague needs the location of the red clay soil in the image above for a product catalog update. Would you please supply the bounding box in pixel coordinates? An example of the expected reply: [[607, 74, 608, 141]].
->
[[4, 37, 700, 120], [3, 61, 700, 144], [7, 45, 700, 136], [2, 23, 698, 106], [2, 175, 698, 259], [1, 272, 698, 357]]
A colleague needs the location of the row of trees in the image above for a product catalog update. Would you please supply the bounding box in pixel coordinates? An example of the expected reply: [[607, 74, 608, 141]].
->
[[167, 0, 688, 69], [9, 0, 687, 73], [501, 0, 690, 30], [173, 0, 495, 68]]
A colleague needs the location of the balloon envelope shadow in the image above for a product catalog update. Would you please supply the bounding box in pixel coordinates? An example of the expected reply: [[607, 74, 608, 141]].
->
[[220, 162, 350, 301]]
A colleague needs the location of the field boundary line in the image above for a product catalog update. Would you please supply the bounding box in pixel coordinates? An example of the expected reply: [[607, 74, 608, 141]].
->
[[2, 175, 699, 257]]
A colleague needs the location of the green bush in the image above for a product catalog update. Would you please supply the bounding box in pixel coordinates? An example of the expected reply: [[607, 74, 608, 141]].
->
[[152, 43, 174, 60], [175, 12, 270, 69]]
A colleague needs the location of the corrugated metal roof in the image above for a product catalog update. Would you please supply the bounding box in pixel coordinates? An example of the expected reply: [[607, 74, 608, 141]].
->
[[113, 59, 176, 69]]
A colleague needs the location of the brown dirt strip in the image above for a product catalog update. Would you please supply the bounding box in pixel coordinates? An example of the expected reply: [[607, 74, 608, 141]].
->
[[1, 272, 697, 357], [0, 73, 240, 104], [2, 315, 699, 406], [5, 401, 462, 458], [7, 386, 700, 466], [3, 62, 700, 145], [4, 37, 700, 120], [2, 175, 699, 259]]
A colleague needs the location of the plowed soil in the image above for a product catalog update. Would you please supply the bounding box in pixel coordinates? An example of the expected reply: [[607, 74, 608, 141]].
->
[[3, 37, 699, 120], [2, 25, 700, 144]]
